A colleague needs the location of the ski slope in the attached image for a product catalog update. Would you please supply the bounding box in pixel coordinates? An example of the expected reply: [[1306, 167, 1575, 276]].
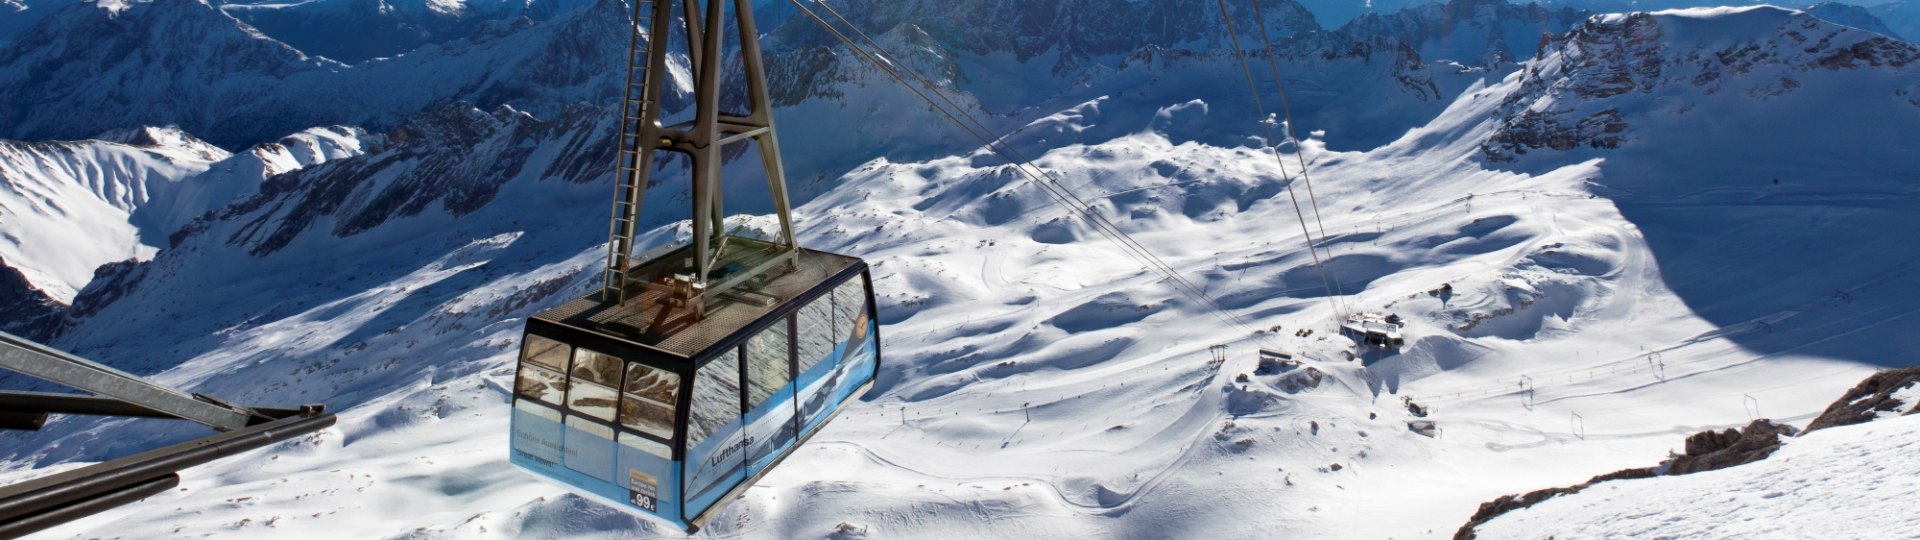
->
[[1476, 413, 1920, 539]]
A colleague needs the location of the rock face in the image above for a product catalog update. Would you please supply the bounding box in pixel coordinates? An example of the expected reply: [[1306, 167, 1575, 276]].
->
[[1482, 7, 1920, 163], [0, 256, 64, 341], [1805, 366, 1920, 433], [1453, 466, 1658, 540], [1666, 419, 1797, 475]]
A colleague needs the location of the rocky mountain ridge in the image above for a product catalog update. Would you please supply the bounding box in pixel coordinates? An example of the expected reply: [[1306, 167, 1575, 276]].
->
[[1482, 6, 1920, 162]]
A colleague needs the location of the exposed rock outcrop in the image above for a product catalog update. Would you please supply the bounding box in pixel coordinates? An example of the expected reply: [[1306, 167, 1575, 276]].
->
[[1456, 366, 1920, 538], [1665, 419, 1797, 475], [1805, 366, 1920, 433], [0, 256, 64, 341]]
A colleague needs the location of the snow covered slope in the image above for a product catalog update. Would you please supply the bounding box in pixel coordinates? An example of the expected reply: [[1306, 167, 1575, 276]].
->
[[1475, 412, 1920, 538], [1872, 0, 1920, 40], [1807, 1, 1904, 38], [0, 127, 229, 303], [220, 0, 597, 64], [0, 0, 631, 148], [0, 125, 368, 306], [0, 3, 1916, 540]]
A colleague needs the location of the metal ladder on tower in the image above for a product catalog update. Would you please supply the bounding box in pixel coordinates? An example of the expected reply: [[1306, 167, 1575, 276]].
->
[[597, 0, 802, 316], [604, 0, 659, 305]]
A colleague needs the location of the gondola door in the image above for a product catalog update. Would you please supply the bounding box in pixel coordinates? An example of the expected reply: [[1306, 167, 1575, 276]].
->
[[743, 317, 801, 476], [681, 348, 747, 523]]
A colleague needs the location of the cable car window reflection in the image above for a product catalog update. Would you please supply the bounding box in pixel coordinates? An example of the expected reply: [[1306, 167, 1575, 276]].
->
[[568, 348, 622, 421], [684, 348, 747, 517], [516, 336, 570, 406], [832, 278, 868, 346], [745, 322, 791, 407], [620, 364, 680, 443], [795, 298, 833, 375], [687, 349, 744, 448]]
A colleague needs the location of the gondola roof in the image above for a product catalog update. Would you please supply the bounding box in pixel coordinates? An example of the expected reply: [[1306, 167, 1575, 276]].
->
[[533, 239, 864, 361]]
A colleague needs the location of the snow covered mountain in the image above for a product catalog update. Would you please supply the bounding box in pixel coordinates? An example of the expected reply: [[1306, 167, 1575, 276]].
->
[[0, 127, 230, 306], [1474, 5, 1920, 366], [0, 125, 367, 313], [0, 0, 1566, 153], [1, 2, 1917, 540], [1872, 0, 1920, 40], [1335, 0, 1591, 66], [757, 0, 1543, 191], [0, 0, 629, 148], [1806, 1, 1903, 38], [220, 0, 598, 64]]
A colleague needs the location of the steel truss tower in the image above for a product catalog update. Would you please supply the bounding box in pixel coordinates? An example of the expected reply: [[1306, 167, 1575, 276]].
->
[[604, 0, 800, 315]]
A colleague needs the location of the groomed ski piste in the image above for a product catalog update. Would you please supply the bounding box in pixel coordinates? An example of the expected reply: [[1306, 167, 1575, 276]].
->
[[2, 4, 1918, 539]]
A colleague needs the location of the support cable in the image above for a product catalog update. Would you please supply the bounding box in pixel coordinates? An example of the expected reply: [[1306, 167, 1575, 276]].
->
[[808, 0, 1232, 324], [1212, 0, 1345, 321], [788, 0, 1275, 344], [1249, 0, 1350, 316], [804, 1, 1241, 334]]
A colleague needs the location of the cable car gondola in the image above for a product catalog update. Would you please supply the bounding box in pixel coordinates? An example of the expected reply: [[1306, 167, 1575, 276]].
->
[[508, 0, 879, 530], [511, 241, 878, 530]]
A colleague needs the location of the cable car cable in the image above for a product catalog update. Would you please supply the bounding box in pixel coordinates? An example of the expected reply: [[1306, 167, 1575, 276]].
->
[[1246, 0, 1351, 316], [786, 0, 1277, 345], [1212, 0, 1345, 321], [800, 0, 1274, 344], [794, 0, 1247, 337], [805, 0, 1238, 321]]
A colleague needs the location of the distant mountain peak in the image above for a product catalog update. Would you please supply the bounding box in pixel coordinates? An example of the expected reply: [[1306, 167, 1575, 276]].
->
[[1482, 6, 1920, 163], [1807, 1, 1904, 40]]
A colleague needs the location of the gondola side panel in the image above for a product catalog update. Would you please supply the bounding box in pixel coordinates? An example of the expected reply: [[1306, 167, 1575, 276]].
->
[[510, 326, 689, 527], [797, 274, 879, 435]]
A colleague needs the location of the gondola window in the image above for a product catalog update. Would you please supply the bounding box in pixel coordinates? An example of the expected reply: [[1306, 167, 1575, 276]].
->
[[516, 335, 570, 406]]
